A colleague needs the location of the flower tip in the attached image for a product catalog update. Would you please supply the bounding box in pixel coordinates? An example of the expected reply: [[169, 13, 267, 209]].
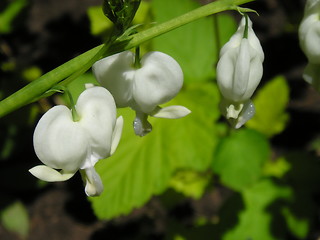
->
[[29, 165, 75, 182], [151, 105, 191, 119]]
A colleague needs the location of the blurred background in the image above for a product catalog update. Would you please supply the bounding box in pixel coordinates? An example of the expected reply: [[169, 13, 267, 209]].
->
[[1, 0, 320, 239]]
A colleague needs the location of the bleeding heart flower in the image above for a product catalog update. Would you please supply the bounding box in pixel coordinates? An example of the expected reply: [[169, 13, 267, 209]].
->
[[216, 16, 264, 128], [29, 86, 123, 196], [92, 51, 191, 136]]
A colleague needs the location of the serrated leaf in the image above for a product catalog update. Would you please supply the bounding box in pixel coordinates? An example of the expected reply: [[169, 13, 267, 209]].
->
[[246, 76, 290, 137], [90, 83, 221, 219], [212, 128, 270, 191], [0, 201, 29, 238], [220, 179, 293, 240], [151, 0, 236, 83]]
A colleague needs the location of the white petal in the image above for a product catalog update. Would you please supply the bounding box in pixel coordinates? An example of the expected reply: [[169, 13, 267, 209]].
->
[[92, 51, 135, 107], [33, 105, 89, 172], [83, 167, 104, 197], [110, 116, 124, 155], [77, 87, 117, 167], [234, 100, 255, 129], [29, 165, 75, 182], [133, 51, 183, 113], [151, 105, 191, 119]]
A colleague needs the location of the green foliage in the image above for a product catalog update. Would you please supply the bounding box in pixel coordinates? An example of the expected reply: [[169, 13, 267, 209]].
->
[[0, 0, 27, 34], [90, 83, 221, 219], [88, 1, 151, 39], [220, 179, 292, 240], [0, 201, 29, 238], [246, 76, 290, 137], [213, 128, 270, 191], [151, 0, 237, 83], [169, 169, 212, 200], [263, 157, 291, 178], [87, 5, 113, 36], [102, 0, 141, 32]]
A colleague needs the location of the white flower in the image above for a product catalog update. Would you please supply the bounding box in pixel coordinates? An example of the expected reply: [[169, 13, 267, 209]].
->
[[29, 86, 123, 197], [299, 0, 320, 64], [216, 16, 264, 128], [92, 51, 191, 136]]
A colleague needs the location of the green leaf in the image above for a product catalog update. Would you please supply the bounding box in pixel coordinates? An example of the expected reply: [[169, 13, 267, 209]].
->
[[90, 83, 221, 219], [281, 207, 309, 239], [246, 76, 290, 137], [263, 157, 291, 178], [103, 0, 141, 31], [169, 169, 212, 200], [87, 5, 113, 36], [0, 201, 29, 238], [151, 0, 236, 83], [212, 128, 270, 191], [220, 179, 293, 240]]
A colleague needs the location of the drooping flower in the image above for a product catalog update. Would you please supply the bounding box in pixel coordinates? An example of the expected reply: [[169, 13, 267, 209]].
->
[[29, 86, 123, 197], [299, 0, 320, 64], [92, 50, 191, 136], [216, 15, 264, 128], [299, 0, 320, 88]]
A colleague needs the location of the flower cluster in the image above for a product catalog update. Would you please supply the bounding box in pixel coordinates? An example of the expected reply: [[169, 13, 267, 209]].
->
[[30, 51, 190, 196], [299, 0, 320, 87], [216, 16, 264, 128]]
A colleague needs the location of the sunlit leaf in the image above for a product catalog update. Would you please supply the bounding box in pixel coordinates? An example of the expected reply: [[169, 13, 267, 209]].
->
[[263, 157, 291, 178], [212, 128, 270, 191], [169, 169, 212, 200], [87, 5, 113, 36], [0, 201, 29, 238], [90, 83, 221, 219], [246, 76, 290, 137], [152, 0, 236, 83]]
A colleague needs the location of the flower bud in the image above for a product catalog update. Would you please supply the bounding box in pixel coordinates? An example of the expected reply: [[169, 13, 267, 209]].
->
[[216, 16, 264, 128], [217, 16, 264, 102]]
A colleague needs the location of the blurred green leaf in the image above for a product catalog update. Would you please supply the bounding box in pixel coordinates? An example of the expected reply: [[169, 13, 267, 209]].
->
[[246, 76, 290, 137], [213, 128, 270, 191], [281, 207, 309, 239], [169, 169, 211, 199], [263, 157, 291, 178], [22, 66, 42, 82], [90, 83, 221, 219], [87, 5, 113, 36], [220, 179, 292, 240], [0, 0, 27, 34], [151, 0, 236, 83], [0, 201, 29, 238]]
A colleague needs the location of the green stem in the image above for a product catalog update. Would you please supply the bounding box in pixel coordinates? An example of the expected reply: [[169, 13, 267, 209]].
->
[[0, 0, 254, 118]]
